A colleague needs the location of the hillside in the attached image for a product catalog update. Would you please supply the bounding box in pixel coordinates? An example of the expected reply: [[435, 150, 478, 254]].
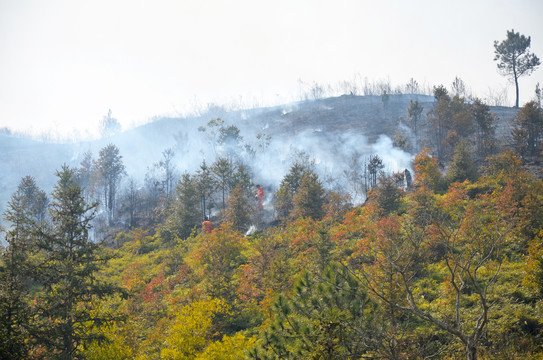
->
[[0, 94, 519, 215], [2, 94, 543, 360]]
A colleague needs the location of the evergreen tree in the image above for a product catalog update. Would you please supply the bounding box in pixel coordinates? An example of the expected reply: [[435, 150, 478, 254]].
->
[[212, 157, 235, 210], [367, 154, 384, 189], [229, 163, 253, 195], [251, 266, 379, 359], [95, 144, 126, 224], [291, 171, 326, 220], [472, 98, 496, 158], [196, 160, 216, 221], [0, 176, 48, 358], [367, 174, 405, 216], [446, 140, 478, 184], [0, 231, 32, 359], [512, 101, 543, 157], [428, 86, 451, 159], [223, 185, 252, 233], [167, 172, 201, 240], [33, 166, 119, 359], [4, 176, 48, 232], [494, 29, 540, 108], [275, 161, 311, 219]]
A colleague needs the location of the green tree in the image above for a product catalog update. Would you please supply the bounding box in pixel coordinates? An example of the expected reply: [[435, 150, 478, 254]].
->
[[212, 157, 235, 210], [250, 266, 379, 360], [34, 166, 120, 359], [449, 95, 474, 139], [196, 160, 216, 221], [367, 174, 405, 216], [167, 173, 201, 240], [96, 144, 126, 224], [428, 86, 474, 159], [0, 176, 48, 358], [472, 98, 496, 158], [291, 171, 326, 220], [512, 100, 543, 157], [188, 223, 248, 302], [428, 85, 451, 159], [445, 140, 478, 184], [275, 161, 312, 219], [494, 29, 541, 108], [223, 185, 252, 233], [0, 231, 32, 359], [229, 163, 253, 195], [367, 154, 384, 189], [4, 176, 48, 231], [118, 177, 141, 229]]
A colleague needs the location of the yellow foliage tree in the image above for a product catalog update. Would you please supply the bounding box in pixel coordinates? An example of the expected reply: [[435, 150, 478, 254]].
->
[[161, 299, 230, 360], [196, 333, 256, 360]]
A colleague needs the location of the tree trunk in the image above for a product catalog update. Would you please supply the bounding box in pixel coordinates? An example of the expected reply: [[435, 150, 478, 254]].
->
[[466, 340, 477, 360], [515, 76, 520, 108]]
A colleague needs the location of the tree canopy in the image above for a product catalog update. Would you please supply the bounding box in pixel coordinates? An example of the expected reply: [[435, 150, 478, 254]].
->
[[494, 29, 540, 108]]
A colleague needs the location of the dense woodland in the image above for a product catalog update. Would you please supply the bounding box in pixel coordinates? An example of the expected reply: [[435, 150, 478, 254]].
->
[[1, 80, 543, 360]]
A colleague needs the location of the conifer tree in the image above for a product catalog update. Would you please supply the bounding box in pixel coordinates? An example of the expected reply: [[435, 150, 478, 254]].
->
[[223, 185, 252, 233], [34, 166, 119, 359], [196, 160, 216, 221], [446, 140, 478, 184], [512, 101, 543, 157], [494, 29, 540, 108], [291, 172, 326, 220], [251, 266, 378, 359], [276, 161, 312, 219], [167, 172, 201, 240], [212, 157, 235, 210], [472, 98, 496, 158], [0, 176, 49, 358], [95, 144, 125, 224], [4, 176, 49, 232], [0, 231, 32, 359]]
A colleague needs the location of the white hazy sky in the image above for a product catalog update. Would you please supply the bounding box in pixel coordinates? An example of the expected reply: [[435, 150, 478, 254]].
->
[[0, 0, 542, 138]]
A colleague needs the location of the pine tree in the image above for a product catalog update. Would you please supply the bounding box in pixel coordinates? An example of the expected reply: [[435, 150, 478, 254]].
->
[[251, 266, 378, 359], [494, 29, 540, 108], [0, 176, 48, 358], [472, 98, 496, 158], [223, 185, 252, 233], [4, 176, 49, 232], [167, 172, 202, 240], [196, 160, 216, 221], [95, 144, 126, 224], [0, 231, 33, 359], [291, 172, 326, 220], [33, 166, 120, 359], [212, 157, 235, 210], [276, 161, 312, 219], [512, 101, 543, 157], [446, 140, 478, 184]]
